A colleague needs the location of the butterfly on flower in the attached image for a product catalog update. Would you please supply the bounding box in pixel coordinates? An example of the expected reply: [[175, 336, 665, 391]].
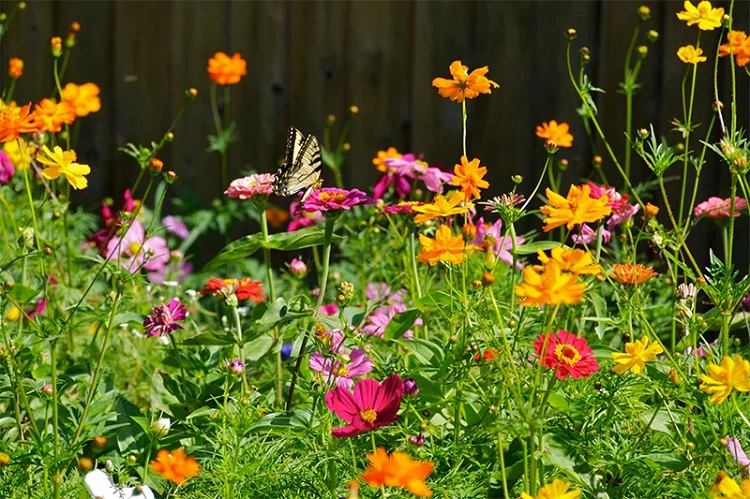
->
[[273, 127, 323, 201]]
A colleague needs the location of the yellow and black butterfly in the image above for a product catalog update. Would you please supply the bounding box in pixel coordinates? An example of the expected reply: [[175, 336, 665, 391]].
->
[[273, 127, 323, 199]]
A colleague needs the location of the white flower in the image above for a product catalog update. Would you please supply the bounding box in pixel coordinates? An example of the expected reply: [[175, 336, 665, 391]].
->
[[151, 417, 171, 437]]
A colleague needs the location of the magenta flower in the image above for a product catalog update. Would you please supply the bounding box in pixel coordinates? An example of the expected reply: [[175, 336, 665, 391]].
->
[[325, 374, 404, 438], [319, 303, 339, 316], [694, 196, 748, 219], [473, 218, 525, 269], [288, 258, 307, 277], [0, 150, 14, 184], [382, 201, 423, 215], [87, 190, 136, 254], [162, 216, 189, 239], [726, 437, 750, 476], [224, 173, 275, 199], [227, 358, 246, 375], [309, 348, 373, 388], [419, 166, 453, 193], [288, 199, 323, 232], [587, 182, 640, 230], [143, 298, 188, 336], [27, 298, 46, 319], [106, 220, 169, 273], [372, 155, 421, 200], [301, 188, 369, 213]]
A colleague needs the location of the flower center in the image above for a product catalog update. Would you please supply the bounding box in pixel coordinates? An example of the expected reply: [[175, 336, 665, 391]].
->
[[554, 343, 582, 366], [333, 366, 349, 377], [359, 408, 377, 423], [318, 192, 346, 203], [128, 242, 142, 256]]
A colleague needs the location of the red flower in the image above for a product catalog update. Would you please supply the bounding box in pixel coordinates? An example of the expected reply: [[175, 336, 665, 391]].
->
[[325, 374, 403, 438], [473, 348, 498, 362], [533, 330, 599, 380], [201, 277, 265, 304]]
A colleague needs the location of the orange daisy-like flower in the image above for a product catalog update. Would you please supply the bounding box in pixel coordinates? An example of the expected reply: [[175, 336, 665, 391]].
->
[[0, 103, 40, 142], [515, 261, 586, 306], [451, 155, 489, 201], [719, 31, 750, 67], [535, 247, 601, 275], [361, 448, 434, 497], [149, 448, 200, 485], [540, 185, 612, 232], [373, 147, 402, 173], [8, 58, 23, 79], [431, 60, 499, 103], [207, 52, 247, 85], [33, 98, 76, 133], [412, 190, 469, 224], [265, 205, 290, 229], [611, 263, 658, 285], [710, 471, 750, 497], [536, 120, 574, 148], [418, 224, 466, 266], [61, 82, 102, 117]]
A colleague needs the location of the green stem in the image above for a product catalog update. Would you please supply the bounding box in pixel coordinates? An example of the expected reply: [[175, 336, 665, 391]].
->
[[678, 39, 700, 225], [461, 100, 467, 158], [50, 338, 60, 499], [260, 206, 284, 407]]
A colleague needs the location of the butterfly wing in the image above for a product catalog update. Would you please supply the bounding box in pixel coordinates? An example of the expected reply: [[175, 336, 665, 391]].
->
[[274, 128, 322, 197]]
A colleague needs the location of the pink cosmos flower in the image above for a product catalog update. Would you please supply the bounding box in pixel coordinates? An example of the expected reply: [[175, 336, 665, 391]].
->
[[726, 437, 750, 476], [309, 348, 373, 388], [325, 374, 404, 438], [694, 196, 748, 219], [473, 218, 525, 269], [373, 155, 419, 200], [106, 220, 170, 273], [382, 201, 424, 215], [534, 330, 600, 380], [419, 166, 453, 193], [0, 150, 14, 184], [162, 216, 189, 239], [301, 188, 369, 213], [224, 173, 275, 199], [572, 223, 611, 246], [87, 190, 136, 254], [143, 298, 188, 336], [363, 283, 420, 338]]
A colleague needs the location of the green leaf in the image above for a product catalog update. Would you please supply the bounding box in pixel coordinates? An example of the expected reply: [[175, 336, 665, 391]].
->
[[8, 284, 38, 304], [383, 309, 420, 340], [244, 334, 274, 362], [249, 410, 311, 431], [512, 240, 559, 255], [182, 332, 236, 346]]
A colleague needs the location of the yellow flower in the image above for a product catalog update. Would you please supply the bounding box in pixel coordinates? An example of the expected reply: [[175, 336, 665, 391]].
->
[[536, 120, 574, 148], [676, 1, 724, 31], [515, 261, 586, 306], [536, 247, 601, 275], [611, 336, 663, 375], [373, 147, 401, 173], [412, 191, 469, 224], [710, 471, 750, 498], [521, 479, 581, 499], [4, 306, 20, 321], [677, 45, 707, 64], [450, 155, 489, 201], [418, 224, 466, 266], [3, 138, 31, 170], [700, 355, 750, 405], [431, 60, 499, 103], [540, 185, 612, 232], [61, 82, 101, 117], [37, 145, 90, 190]]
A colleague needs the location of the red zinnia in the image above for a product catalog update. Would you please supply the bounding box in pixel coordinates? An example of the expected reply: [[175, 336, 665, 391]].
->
[[325, 374, 403, 438], [201, 277, 265, 304], [533, 330, 599, 380]]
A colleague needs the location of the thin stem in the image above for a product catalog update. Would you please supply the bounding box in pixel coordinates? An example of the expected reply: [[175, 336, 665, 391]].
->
[[50, 338, 60, 499], [461, 100, 467, 158]]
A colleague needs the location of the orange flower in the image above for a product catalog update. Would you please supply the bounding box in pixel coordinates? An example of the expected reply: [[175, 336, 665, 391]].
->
[[611, 263, 658, 285], [33, 98, 76, 133], [536, 120, 574, 148], [0, 103, 39, 142], [412, 191, 469, 224], [61, 83, 101, 117], [373, 147, 402, 173], [535, 247, 601, 275], [451, 155, 489, 201], [201, 277, 265, 303], [361, 448, 433, 497], [207, 52, 247, 85], [719, 31, 750, 67], [431, 60, 499, 103], [644, 202, 660, 218], [418, 224, 466, 266], [8, 58, 23, 79], [540, 185, 612, 232], [149, 448, 199, 485], [515, 261, 586, 306], [265, 205, 290, 229]]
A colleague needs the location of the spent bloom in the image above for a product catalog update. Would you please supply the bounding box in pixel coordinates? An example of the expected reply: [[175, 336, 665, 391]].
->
[[37, 145, 91, 190], [611, 263, 658, 285], [149, 448, 199, 485], [694, 197, 747, 219], [720, 31, 750, 67], [534, 330, 600, 380], [611, 336, 664, 375], [540, 185, 612, 232], [412, 191, 469, 224], [61, 82, 101, 117], [418, 225, 466, 266], [536, 120, 574, 148], [301, 188, 369, 213], [361, 448, 434, 497], [676, 1, 724, 30], [143, 298, 188, 337], [451, 155, 489, 201], [700, 355, 750, 405], [326, 374, 403, 437], [677, 45, 707, 64], [207, 52, 247, 85], [515, 261, 586, 306], [225, 173, 275, 199], [309, 348, 373, 388], [521, 479, 581, 499], [431, 60, 499, 102]]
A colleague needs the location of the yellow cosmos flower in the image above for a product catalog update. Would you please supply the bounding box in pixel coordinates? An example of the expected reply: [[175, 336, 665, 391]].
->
[[4, 305, 20, 321], [418, 224, 466, 266], [710, 471, 750, 498], [521, 479, 581, 499], [676, 1, 724, 31], [3, 138, 30, 170], [412, 191, 469, 224], [451, 155, 489, 201], [700, 355, 750, 405], [677, 45, 707, 64], [540, 185, 612, 232], [372, 147, 401, 173], [37, 145, 90, 190], [535, 247, 601, 275], [611, 336, 663, 375], [515, 261, 585, 306]]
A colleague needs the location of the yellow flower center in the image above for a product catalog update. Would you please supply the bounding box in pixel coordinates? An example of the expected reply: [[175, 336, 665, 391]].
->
[[128, 242, 143, 256], [318, 192, 347, 203], [554, 343, 582, 366], [359, 408, 377, 423], [333, 366, 349, 377]]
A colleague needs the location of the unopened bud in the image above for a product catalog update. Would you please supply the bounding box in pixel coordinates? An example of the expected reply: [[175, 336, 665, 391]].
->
[[164, 132, 175, 142], [637, 128, 649, 139], [77, 457, 93, 472], [186, 87, 198, 99], [349, 105, 359, 114], [18, 2, 26, 10], [326, 114, 336, 124], [50, 37, 63, 58], [482, 271, 495, 286], [149, 157, 163, 173], [592, 155, 603, 168], [343, 142, 351, 152], [637, 45, 648, 58], [511, 175, 523, 184], [151, 417, 171, 437], [558, 158, 569, 171], [164, 170, 177, 184], [92, 435, 107, 449], [637, 5, 651, 20], [647, 30, 659, 43], [566, 28, 577, 41]]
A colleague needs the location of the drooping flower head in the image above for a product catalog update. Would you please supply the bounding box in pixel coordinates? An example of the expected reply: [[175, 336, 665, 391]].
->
[[534, 330, 600, 380], [678, 45, 708, 64], [301, 188, 369, 213], [361, 448, 434, 497], [225, 173, 275, 199], [700, 355, 750, 405], [431, 60, 499, 102], [611, 336, 664, 375], [325, 374, 403, 437], [536, 120, 574, 148], [540, 185, 612, 232], [309, 348, 373, 388], [207, 52, 247, 85], [676, 1, 724, 31], [61, 82, 101, 117], [418, 224, 466, 266], [719, 31, 750, 67], [412, 191, 469, 224], [694, 197, 748, 219], [200, 277, 265, 304], [37, 145, 91, 190], [451, 155, 489, 201], [149, 448, 199, 485], [515, 261, 586, 306], [521, 479, 581, 499], [106, 220, 169, 273], [611, 263, 658, 285], [143, 298, 188, 337]]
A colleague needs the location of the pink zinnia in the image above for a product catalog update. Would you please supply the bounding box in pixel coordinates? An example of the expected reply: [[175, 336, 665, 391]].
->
[[143, 298, 188, 336], [301, 188, 369, 213], [288, 199, 323, 232], [309, 348, 373, 388], [106, 220, 169, 274], [533, 330, 600, 380], [694, 196, 748, 219], [325, 374, 403, 438], [224, 173, 275, 199]]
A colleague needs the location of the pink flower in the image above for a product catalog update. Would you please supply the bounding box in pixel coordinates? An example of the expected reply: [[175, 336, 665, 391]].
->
[[106, 220, 170, 273], [325, 374, 404, 438], [309, 348, 373, 388], [227, 358, 245, 375], [726, 437, 750, 476], [288, 258, 307, 277], [224, 173, 275, 199], [87, 190, 136, 254], [363, 283, 420, 338], [288, 199, 323, 232], [694, 196, 748, 219], [319, 303, 339, 316], [162, 216, 189, 239], [533, 330, 600, 380], [143, 298, 188, 336], [27, 298, 46, 319], [572, 223, 611, 246], [382, 202, 423, 215], [301, 188, 369, 213], [587, 183, 639, 230], [473, 218, 524, 269], [419, 166, 453, 193], [0, 150, 14, 184]]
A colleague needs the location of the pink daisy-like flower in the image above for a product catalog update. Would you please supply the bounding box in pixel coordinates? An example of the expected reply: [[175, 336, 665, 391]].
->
[[143, 298, 188, 337], [325, 374, 403, 438], [162, 216, 189, 239], [533, 330, 600, 380], [106, 220, 170, 274], [301, 188, 369, 213], [572, 223, 611, 246], [0, 150, 14, 184], [309, 348, 373, 388], [382, 201, 424, 215], [694, 196, 748, 219], [473, 218, 525, 269], [224, 173, 275, 199]]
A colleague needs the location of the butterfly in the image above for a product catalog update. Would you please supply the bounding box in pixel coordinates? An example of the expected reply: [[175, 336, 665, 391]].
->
[[273, 127, 323, 199]]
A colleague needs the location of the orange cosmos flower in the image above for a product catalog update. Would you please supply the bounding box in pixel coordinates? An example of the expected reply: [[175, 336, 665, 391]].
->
[[361, 448, 433, 497], [521, 479, 581, 499], [611, 263, 658, 285], [265, 205, 290, 229], [451, 155, 489, 201], [373, 147, 402, 173], [535, 247, 601, 275], [149, 448, 200, 485], [207, 52, 247, 85], [431, 60, 499, 103], [0, 103, 40, 142], [719, 31, 750, 67], [515, 261, 585, 306], [33, 98, 76, 133], [412, 191, 469, 224], [418, 224, 466, 266], [8, 58, 23, 79], [61, 83, 101, 117], [536, 120, 574, 148], [540, 185, 612, 232], [644, 202, 660, 218]]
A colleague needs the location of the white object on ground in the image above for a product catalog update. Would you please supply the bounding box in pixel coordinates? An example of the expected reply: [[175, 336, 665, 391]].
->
[[84, 469, 155, 499]]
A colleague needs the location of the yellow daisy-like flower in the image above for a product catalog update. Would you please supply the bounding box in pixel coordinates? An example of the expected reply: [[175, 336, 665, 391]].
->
[[37, 145, 90, 190], [677, 45, 707, 64], [450, 155, 489, 201], [418, 224, 466, 266], [699, 355, 750, 405], [515, 261, 586, 307], [676, 1, 724, 31], [521, 479, 581, 499], [535, 247, 601, 275], [540, 185, 612, 232], [611, 336, 664, 375], [3, 138, 31, 170], [412, 191, 470, 224], [710, 471, 750, 498], [372, 147, 401, 173]]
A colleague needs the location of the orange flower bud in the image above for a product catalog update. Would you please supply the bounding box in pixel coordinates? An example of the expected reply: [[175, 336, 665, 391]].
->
[[149, 157, 164, 173], [50, 36, 63, 57], [8, 57, 23, 79]]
